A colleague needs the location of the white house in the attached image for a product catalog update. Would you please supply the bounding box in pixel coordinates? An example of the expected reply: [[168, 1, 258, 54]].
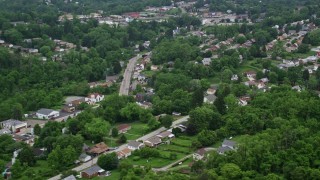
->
[[85, 93, 105, 105], [127, 141, 144, 151], [36, 108, 60, 119], [203, 94, 217, 104], [202, 58, 212, 66], [0, 119, 27, 133]]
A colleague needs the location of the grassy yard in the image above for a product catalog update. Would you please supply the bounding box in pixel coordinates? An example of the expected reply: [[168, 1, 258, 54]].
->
[[20, 160, 56, 179], [89, 169, 121, 180], [126, 135, 195, 168], [124, 122, 149, 140]]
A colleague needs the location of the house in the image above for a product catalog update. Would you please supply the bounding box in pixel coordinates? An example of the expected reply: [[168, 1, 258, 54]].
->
[[203, 94, 217, 104], [217, 139, 237, 155], [116, 148, 132, 159], [117, 124, 131, 134], [79, 153, 92, 162], [238, 96, 251, 106], [127, 141, 144, 151], [33, 148, 46, 158], [0, 128, 12, 135], [292, 85, 302, 92], [222, 140, 236, 149], [193, 148, 207, 161], [156, 131, 175, 139], [87, 142, 108, 156], [257, 82, 266, 89], [144, 136, 162, 147], [172, 112, 181, 116], [13, 134, 34, 145], [206, 88, 216, 95], [36, 108, 60, 119], [202, 58, 212, 66], [85, 93, 105, 105], [81, 165, 105, 179], [231, 74, 239, 81], [0, 119, 27, 133], [63, 175, 77, 180], [245, 71, 257, 80], [151, 65, 159, 71]]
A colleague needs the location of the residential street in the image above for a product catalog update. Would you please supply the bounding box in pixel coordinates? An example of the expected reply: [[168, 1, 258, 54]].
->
[[48, 115, 189, 180], [119, 55, 140, 96]]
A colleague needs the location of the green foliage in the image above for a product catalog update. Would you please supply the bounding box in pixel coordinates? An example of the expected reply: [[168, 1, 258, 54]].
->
[[84, 118, 111, 143], [118, 134, 127, 144], [18, 146, 36, 166], [98, 152, 119, 170], [159, 115, 173, 128], [112, 127, 119, 137]]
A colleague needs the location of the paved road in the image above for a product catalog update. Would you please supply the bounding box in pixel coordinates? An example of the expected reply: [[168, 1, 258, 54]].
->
[[119, 55, 140, 95], [48, 115, 189, 180]]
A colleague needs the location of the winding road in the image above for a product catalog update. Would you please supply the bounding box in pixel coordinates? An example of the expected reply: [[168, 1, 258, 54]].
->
[[119, 55, 140, 95]]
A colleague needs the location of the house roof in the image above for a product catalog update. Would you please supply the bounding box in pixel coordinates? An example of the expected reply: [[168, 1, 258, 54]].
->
[[82, 165, 104, 176], [205, 94, 217, 102], [79, 153, 90, 159], [157, 131, 174, 138], [118, 124, 131, 131], [88, 142, 108, 154], [222, 140, 236, 147], [128, 141, 143, 148], [196, 148, 207, 156], [63, 175, 77, 180], [65, 96, 85, 104], [36, 108, 57, 115], [33, 148, 46, 157], [1, 119, 26, 127], [121, 148, 132, 155], [0, 128, 11, 135], [217, 146, 233, 154], [146, 136, 161, 144]]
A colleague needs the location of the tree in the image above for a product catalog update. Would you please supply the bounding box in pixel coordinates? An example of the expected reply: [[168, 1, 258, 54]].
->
[[188, 107, 215, 133], [297, 44, 310, 53], [118, 134, 127, 143], [221, 163, 242, 180], [34, 124, 41, 136], [111, 127, 119, 137], [302, 69, 310, 82], [160, 115, 173, 128], [18, 146, 36, 166], [84, 118, 110, 143], [98, 152, 119, 170], [191, 160, 205, 173], [197, 130, 217, 146], [191, 87, 204, 108]]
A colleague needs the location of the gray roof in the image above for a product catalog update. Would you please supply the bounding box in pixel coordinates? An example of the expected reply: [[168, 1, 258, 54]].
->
[[205, 94, 217, 102], [79, 153, 90, 159], [36, 108, 56, 115], [1, 119, 25, 126], [217, 146, 233, 154], [128, 141, 143, 148], [146, 136, 161, 144], [222, 140, 236, 147], [64, 96, 85, 104], [0, 128, 11, 135], [63, 175, 77, 180], [82, 165, 104, 176]]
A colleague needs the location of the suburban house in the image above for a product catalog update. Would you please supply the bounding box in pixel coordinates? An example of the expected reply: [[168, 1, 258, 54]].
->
[[238, 96, 251, 106], [13, 134, 34, 145], [78, 153, 92, 163], [156, 131, 175, 140], [80, 165, 105, 179], [217, 139, 237, 155], [231, 74, 239, 81], [206, 88, 216, 95], [0, 119, 27, 133], [36, 108, 60, 119], [117, 124, 131, 134], [193, 148, 208, 161], [144, 136, 162, 147], [116, 148, 132, 159], [87, 142, 109, 156], [202, 58, 212, 66], [63, 96, 86, 112], [203, 94, 217, 104], [127, 141, 144, 151], [85, 93, 105, 105], [245, 71, 257, 80]]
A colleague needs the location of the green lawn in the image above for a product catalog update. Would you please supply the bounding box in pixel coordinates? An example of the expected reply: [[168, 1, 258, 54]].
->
[[20, 160, 56, 179], [124, 122, 149, 140], [89, 169, 121, 180]]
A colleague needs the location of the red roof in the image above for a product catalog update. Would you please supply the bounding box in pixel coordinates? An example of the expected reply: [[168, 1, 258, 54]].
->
[[118, 124, 131, 131]]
